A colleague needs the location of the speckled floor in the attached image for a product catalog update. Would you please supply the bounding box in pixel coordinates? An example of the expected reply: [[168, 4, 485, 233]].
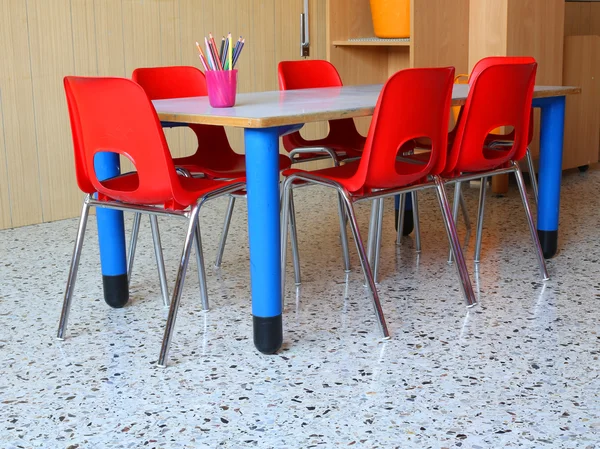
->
[[1, 165, 599, 448]]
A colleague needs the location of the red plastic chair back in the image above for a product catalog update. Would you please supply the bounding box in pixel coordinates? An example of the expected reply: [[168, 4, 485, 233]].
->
[[277, 60, 364, 151], [447, 58, 537, 174], [64, 76, 185, 206], [132, 66, 237, 171], [470, 57, 535, 146], [64, 77, 96, 194], [348, 67, 455, 191]]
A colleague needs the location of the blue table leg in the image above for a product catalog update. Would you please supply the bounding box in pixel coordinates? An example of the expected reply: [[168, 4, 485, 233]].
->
[[94, 153, 129, 307], [533, 96, 566, 259], [244, 128, 283, 354], [394, 193, 414, 235]]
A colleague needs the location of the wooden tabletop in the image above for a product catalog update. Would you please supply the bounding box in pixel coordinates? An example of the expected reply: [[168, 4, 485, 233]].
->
[[154, 84, 581, 129]]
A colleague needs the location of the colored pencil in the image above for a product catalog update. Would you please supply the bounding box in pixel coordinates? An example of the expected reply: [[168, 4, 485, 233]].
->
[[219, 37, 225, 62], [221, 35, 229, 68], [195, 41, 210, 71], [204, 37, 216, 70], [228, 33, 233, 71], [232, 38, 245, 68], [209, 33, 223, 70]]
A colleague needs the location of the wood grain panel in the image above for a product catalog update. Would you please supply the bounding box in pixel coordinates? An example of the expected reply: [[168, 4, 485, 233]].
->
[[565, 2, 600, 36], [0, 1, 43, 227], [468, 0, 508, 70], [411, 0, 469, 73], [158, 0, 185, 159], [71, 0, 99, 76], [93, 0, 126, 76], [27, 0, 77, 222], [506, 0, 565, 173], [0, 88, 12, 228], [327, 0, 389, 86], [563, 35, 600, 169]]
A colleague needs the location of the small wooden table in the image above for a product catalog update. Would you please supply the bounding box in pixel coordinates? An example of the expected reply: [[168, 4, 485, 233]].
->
[[94, 83, 580, 356]]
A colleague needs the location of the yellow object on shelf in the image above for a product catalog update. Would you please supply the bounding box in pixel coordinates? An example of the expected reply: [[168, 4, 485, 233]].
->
[[369, 0, 410, 39]]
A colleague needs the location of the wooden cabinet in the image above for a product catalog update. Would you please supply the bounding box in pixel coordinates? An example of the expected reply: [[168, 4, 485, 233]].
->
[[325, 0, 469, 134], [469, 0, 565, 192], [562, 35, 600, 169], [326, 0, 469, 85]]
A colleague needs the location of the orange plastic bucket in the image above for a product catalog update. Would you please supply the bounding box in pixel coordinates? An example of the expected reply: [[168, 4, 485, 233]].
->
[[370, 0, 410, 39]]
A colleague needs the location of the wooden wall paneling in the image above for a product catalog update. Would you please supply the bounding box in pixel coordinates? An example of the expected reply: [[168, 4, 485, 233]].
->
[[179, 0, 207, 155], [0, 1, 43, 227], [0, 88, 12, 228], [27, 0, 79, 222], [411, 0, 469, 74], [121, 0, 162, 171], [71, 0, 99, 76], [157, 0, 185, 158], [562, 35, 600, 169], [468, 0, 508, 70], [93, 0, 127, 77]]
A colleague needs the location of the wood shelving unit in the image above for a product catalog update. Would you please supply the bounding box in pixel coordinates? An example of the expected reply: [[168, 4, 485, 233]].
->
[[326, 0, 469, 85]]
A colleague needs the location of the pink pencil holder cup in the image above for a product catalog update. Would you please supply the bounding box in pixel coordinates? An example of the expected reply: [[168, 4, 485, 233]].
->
[[206, 69, 238, 108]]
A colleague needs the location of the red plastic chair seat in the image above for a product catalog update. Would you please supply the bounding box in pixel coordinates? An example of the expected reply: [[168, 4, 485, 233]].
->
[[283, 158, 427, 195], [100, 172, 242, 210]]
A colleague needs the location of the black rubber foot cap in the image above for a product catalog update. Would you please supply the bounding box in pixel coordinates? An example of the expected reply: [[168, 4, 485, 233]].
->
[[394, 208, 414, 236], [253, 315, 283, 354], [102, 274, 129, 308], [537, 230, 558, 259]]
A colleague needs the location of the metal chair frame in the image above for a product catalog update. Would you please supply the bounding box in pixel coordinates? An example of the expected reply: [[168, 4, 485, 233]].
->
[[281, 171, 478, 339], [57, 181, 245, 368]]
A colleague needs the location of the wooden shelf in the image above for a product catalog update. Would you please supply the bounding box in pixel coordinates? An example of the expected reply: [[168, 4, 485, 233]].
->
[[333, 38, 410, 47]]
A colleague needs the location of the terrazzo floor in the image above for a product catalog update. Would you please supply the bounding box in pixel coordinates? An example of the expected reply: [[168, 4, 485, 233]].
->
[[1, 165, 599, 448]]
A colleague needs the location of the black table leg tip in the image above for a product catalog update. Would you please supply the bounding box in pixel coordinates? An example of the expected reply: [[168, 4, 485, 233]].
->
[[102, 274, 129, 308], [537, 230, 558, 259], [253, 315, 283, 354]]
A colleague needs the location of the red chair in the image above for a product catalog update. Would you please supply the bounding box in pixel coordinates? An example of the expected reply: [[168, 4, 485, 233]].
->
[[277, 60, 366, 165], [278, 60, 367, 276], [132, 66, 292, 268], [443, 57, 548, 279], [280, 67, 477, 338], [58, 76, 244, 367]]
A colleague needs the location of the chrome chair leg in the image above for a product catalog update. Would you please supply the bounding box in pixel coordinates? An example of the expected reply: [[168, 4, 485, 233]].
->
[[474, 177, 488, 264], [280, 178, 293, 298], [57, 195, 92, 340], [512, 163, 549, 280], [149, 215, 170, 307], [158, 204, 202, 368], [214, 196, 236, 268], [525, 147, 538, 206], [127, 212, 142, 284], [396, 194, 406, 245], [289, 191, 301, 285], [433, 177, 477, 307], [373, 198, 384, 283], [193, 221, 209, 311], [459, 188, 471, 231], [337, 193, 351, 273], [338, 191, 390, 339], [448, 182, 462, 263], [367, 199, 379, 262], [412, 191, 421, 253]]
